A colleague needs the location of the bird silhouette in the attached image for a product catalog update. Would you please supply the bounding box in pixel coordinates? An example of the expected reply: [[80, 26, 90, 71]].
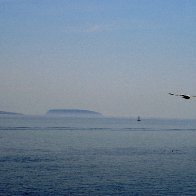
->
[[169, 93, 196, 100]]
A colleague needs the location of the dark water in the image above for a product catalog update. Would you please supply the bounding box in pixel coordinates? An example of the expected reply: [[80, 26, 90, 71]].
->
[[1, 116, 196, 195]]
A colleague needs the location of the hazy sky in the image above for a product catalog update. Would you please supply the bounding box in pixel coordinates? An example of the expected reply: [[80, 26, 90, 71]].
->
[[1, 0, 196, 118]]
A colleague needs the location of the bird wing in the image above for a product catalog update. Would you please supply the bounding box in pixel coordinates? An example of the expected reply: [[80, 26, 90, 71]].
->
[[169, 93, 175, 95], [169, 93, 181, 96]]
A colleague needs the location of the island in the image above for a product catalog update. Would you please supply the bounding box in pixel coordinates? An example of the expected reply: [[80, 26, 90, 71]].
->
[[46, 109, 103, 118], [0, 111, 23, 116]]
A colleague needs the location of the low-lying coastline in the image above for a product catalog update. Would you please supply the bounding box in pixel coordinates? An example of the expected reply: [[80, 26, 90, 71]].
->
[[46, 109, 103, 118]]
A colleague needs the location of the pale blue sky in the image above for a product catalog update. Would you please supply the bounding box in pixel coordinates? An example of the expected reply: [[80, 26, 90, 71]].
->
[[1, 0, 196, 118]]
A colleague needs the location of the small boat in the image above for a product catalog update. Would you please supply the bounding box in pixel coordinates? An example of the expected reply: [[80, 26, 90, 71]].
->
[[137, 116, 141, 121]]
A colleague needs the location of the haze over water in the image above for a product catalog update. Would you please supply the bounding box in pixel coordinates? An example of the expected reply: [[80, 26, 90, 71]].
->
[[1, 0, 196, 118]]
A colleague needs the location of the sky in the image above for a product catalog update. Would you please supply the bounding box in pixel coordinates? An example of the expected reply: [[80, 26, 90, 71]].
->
[[0, 0, 196, 118]]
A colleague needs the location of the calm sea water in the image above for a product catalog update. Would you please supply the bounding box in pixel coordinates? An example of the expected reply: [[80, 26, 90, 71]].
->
[[1, 116, 196, 196]]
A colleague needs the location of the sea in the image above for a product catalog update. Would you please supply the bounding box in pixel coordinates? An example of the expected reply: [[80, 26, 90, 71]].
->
[[0, 116, 196, 196]]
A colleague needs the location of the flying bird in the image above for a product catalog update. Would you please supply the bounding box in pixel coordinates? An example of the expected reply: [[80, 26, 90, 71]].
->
[[169, 93, 196, 100]]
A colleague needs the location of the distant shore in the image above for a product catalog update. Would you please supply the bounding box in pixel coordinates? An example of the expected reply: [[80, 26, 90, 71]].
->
[[0, 111, 24, 116], [46, 109, 103, 118]]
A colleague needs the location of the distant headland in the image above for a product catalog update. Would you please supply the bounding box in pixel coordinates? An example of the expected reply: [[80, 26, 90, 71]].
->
[[0, 111, 23, 116], [46, 109, 103, 118]]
